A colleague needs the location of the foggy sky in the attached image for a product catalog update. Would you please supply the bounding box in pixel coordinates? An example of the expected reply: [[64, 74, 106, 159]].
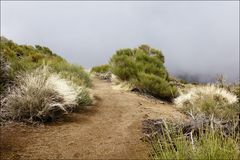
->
[[1, 1, 239, 82]]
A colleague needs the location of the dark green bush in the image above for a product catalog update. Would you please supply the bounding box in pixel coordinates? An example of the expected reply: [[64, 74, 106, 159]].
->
[[135, 73, 178, 100], [135, 51, 168, 79], [110, 54, 139, 81], [91, 64, 110, 73], [110, 44, 178, 100]]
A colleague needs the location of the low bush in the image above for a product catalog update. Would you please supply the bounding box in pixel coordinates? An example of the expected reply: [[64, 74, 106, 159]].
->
[[1, 67, 92, 122], [174, 85, 239, 119], [109, 44, 177, 100], [91, 64, 110, 73], [134, 73, 178, 100]]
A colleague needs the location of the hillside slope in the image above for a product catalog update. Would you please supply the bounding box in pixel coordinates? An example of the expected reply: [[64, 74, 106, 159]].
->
[[0, 36, 90, 94]]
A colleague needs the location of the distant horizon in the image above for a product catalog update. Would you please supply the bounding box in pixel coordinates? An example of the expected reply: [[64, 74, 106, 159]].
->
[[1, 1, 239, 83]]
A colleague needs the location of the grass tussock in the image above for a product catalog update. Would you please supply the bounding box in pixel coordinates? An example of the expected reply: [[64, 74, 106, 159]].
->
[[174, 85, 239, 119], [1, 67, 92, 123]]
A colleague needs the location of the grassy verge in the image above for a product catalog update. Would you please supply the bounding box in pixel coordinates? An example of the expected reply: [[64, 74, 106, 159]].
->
[[0, 37, 92, 123], [148, 121, 239, 160]]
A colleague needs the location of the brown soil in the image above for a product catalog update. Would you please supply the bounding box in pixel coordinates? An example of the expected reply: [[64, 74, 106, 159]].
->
[[0, 78, 185, 159]]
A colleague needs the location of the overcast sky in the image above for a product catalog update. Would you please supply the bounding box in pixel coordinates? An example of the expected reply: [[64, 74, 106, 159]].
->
[[1, 1, 239, 82]]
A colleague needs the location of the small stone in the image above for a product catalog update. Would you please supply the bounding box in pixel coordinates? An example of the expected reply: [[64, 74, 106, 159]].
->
[[143, 114, 149, 118]]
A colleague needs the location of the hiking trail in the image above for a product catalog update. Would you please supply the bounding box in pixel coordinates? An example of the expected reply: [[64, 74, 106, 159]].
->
[[1, 78, 185, 159]]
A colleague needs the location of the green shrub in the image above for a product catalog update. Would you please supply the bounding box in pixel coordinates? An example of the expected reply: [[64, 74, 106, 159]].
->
[[110, 53, 138, 81], [91, 64, 110, 73], [135, 51, 168, 79], [110, 44, 177, 100], [135, 73, 178, 100]]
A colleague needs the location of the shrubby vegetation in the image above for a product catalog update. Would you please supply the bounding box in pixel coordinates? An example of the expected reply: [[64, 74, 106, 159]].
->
[[0, 37, 92, 123], [143, 83, 240, 160], [109, 44, 178, 100], [134, 73, 178, 100], [91, 64, 110, 73]]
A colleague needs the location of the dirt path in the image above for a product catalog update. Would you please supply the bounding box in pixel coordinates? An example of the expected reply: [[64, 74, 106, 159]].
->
[[1, 78, 185, 159]]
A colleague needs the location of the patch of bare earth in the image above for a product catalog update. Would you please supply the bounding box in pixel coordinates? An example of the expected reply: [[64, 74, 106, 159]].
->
[[0, 78, 185, 159]]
